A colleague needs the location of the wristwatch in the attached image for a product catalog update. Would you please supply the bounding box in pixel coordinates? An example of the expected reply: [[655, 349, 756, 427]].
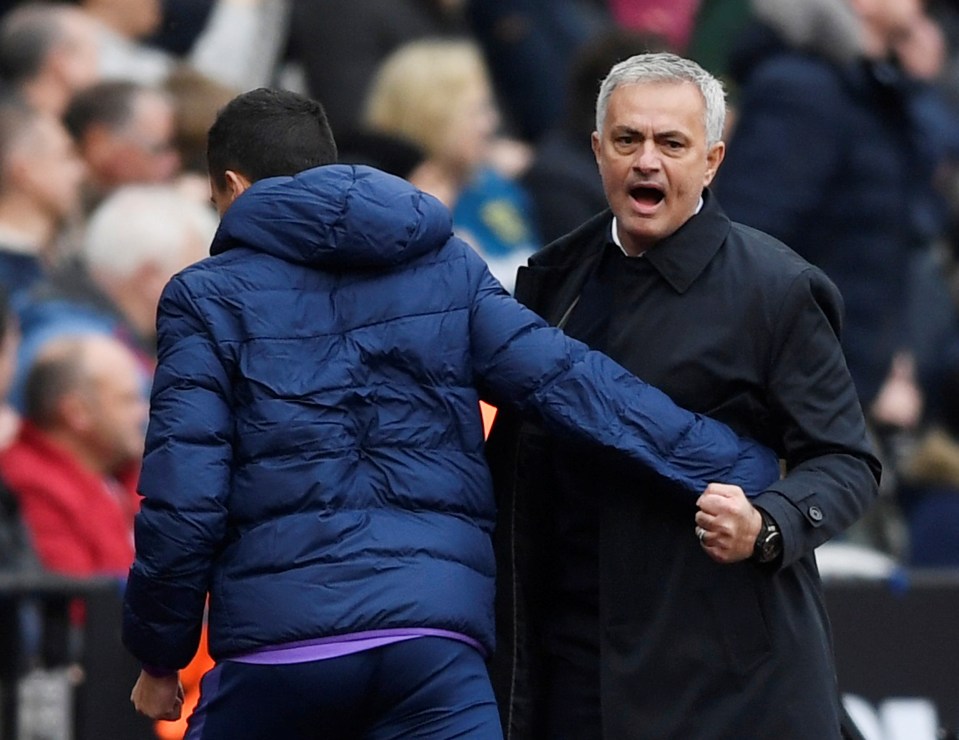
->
[[753, 508, 782, 564]]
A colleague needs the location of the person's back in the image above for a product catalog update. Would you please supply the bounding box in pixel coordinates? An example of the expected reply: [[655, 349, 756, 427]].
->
[[152, 163, 507, 657]]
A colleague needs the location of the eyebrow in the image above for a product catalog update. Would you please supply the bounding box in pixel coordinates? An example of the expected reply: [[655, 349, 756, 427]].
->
[[611, 126, 689, 140]]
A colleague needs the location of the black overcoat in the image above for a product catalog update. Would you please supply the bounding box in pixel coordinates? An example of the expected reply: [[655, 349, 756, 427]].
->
[[486, 191, 881, 739]]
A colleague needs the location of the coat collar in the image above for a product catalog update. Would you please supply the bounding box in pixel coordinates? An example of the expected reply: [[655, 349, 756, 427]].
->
[[642, 189, 731, 294], [520, 189, 731, 315]]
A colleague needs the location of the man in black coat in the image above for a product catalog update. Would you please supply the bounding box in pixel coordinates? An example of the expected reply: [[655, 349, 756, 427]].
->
[[486, 51, 881, 739]]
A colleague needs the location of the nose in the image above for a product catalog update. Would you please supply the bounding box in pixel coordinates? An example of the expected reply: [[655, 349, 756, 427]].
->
[[634, 141, 661, 172]]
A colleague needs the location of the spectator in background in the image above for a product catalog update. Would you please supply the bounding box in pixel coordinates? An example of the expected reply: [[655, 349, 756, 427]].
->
[[286, 0, 466, 137], [0, 2, 101, 118], [64, 80, 180, 212], [0, 98, 86, 303], [13, 184, 216, 407], [80, 0, 289, 91], [523, 27, 668, 244], [0, 333, 145, 577], [164, 65, 238, 176], [714, 0, 930, 426], [713, 0, 941, 556], [363, 38, 540, 291]]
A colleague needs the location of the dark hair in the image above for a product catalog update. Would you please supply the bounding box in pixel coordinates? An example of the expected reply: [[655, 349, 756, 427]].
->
[[0, 4, 65, 85], [23, 338, 85, 428], [63, 80, 144, 139], [335, 130, 425, 181], [206, 88, 337, 188]]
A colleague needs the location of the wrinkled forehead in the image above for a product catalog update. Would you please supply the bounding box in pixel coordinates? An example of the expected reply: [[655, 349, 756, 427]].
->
[[605, 81, 707, 130]]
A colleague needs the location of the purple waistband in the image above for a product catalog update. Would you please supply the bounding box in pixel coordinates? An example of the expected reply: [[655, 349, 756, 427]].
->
[[226, 627, 486, 665]]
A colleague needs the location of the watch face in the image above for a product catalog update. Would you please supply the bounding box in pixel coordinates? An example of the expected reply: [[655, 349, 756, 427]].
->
[[759, 538, 777, 561], [758, 527, 781, 562], [754, 514, 781, 563]]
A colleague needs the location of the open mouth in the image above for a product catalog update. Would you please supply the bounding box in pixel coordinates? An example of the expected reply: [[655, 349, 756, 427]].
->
[[629, 184, 665, 208]]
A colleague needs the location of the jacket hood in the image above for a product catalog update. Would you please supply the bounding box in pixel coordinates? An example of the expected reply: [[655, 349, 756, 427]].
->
[[210, 164, 453, 269], [733, 0, 863, 75]]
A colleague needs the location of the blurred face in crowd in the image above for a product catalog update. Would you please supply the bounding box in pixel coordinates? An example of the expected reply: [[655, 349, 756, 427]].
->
[[138, 230, 211, 335], [439, 78, 499, 177], [6, 114, 86, 223], [593, 80, 724, 256], [95, 90, 181, 187], [52, 10, 101, 96], [74, 337, 147, 472], [851, 0, 924, 56]]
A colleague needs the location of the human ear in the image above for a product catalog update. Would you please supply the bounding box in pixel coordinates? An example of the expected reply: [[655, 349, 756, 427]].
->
[[703, 141, 726, 186], [224, 170, 252, 201]]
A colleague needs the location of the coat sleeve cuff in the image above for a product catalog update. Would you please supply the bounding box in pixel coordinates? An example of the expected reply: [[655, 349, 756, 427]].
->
[[141, 664, 178, 679]]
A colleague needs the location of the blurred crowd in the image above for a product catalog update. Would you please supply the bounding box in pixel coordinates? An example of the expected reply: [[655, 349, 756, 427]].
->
[[1, 0, 959, 731]]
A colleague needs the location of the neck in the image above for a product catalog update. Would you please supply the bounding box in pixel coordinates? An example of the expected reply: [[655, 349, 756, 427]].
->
[[0, 197, 58, 254], [409, 160, 463, 208], [41, 426, 110, 477]]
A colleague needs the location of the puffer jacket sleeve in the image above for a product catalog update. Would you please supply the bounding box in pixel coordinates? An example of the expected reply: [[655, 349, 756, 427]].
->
[[466, 249, 780, 496], [122, 276, 233, 671]]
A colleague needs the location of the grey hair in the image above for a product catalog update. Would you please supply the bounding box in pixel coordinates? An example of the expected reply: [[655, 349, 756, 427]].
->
[[595, 52, 727, 145], [83, 185, 218, 279]]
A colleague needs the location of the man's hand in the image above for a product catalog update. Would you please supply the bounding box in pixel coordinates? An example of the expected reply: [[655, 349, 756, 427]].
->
[[130, 669, 184, 721], [694, 483, 763, 564]]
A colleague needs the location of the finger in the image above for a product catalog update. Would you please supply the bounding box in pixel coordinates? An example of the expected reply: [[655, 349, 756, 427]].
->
[[698, 493, 740, 517], [702, 483, 746, 502], [701, 542, 728, 563], [696, 491, 724, 514], [160, 706, 183, 721], [694, 510, 717, 528]]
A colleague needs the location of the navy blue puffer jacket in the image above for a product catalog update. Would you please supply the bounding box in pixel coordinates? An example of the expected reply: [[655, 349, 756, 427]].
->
[[123, 165, 780, 669]]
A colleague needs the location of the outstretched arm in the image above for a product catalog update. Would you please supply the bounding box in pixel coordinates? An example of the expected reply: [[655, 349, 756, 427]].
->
[[468, 254, 781, 496]]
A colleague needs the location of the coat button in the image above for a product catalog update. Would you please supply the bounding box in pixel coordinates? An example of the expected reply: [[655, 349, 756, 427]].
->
[[808, 505, 823, 522]]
